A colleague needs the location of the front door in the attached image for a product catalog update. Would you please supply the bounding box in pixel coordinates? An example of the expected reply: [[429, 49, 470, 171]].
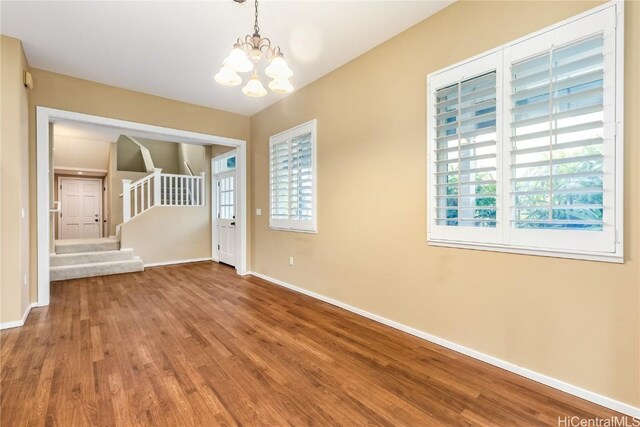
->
[[59, 178, 102, 239], [216, 171, 236, 266]]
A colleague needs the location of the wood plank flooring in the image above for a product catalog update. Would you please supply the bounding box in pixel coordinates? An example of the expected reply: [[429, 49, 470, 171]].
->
[[0, 262, 632, 426]]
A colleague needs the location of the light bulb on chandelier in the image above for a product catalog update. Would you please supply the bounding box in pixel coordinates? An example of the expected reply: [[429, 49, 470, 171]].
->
[[214, 65, 242, 87], [242, 74, 268, 97]]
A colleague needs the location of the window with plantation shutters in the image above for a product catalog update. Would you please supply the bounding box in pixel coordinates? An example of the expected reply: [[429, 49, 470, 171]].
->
[[269, 120, 317, 232], [428, 3, 623, 262]]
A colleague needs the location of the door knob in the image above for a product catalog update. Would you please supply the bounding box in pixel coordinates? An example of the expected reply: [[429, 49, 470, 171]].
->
[[95, 219, 99, 222], [231, 222, 236, 225]]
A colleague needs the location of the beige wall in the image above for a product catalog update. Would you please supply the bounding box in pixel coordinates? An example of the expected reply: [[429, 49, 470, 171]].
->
[[0, 36, 31, 324], [116, 136, 145, 172], [211, 145, 236, 159], [136, 138, 180, 174], [117, 136, 183, 174], [178, 143, 206, 175], [120, 206, 211, 265], [250, 0, 640, 407]]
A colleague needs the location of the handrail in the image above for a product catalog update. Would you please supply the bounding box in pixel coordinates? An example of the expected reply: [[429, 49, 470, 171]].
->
[[160, 172, 198, 178], [130, 172, 153, 188], [183, 161, 194, 176], [49, 200, 61, 213], [124, 135, 155, 173]]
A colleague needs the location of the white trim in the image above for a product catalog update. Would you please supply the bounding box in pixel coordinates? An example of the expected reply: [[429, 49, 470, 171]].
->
[[142, 257, 212, 268], [248, 271, 640, 419], [0, 303, 37, 330], [37, 107, 248, 307], [428, 239, 624, 263], [613, 0, 625, 259], [54, 166, 108, 174]]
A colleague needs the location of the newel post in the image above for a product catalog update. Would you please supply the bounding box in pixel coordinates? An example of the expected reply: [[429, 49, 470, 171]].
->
[[122, 179, 132, 222], [153, 168, 162, 206]]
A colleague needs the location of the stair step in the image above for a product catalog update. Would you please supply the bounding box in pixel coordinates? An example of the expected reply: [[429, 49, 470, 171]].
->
[[50, 259, 144, 281], [55, 237, 119, 254], [50, 249, 135, 267]]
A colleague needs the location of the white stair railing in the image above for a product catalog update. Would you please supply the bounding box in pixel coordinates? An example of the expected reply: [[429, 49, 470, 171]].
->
[[122, 169, 205, 223]]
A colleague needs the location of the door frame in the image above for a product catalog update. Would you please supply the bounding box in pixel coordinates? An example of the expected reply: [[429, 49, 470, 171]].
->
[[57, 176, 104, 239], [211, 153, 238, 265], [37, 107, 248, 307]]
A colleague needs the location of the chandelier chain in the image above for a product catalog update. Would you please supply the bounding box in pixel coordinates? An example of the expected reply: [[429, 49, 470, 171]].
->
[[254, 0, 260, 35]]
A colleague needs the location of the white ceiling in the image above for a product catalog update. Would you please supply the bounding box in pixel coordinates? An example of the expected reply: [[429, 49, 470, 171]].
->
[[1, 0, 452, 116]]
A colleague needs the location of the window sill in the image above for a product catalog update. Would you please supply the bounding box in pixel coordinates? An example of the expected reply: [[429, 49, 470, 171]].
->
[[427, 239, 623, 264], [269, 226, 317, 234]]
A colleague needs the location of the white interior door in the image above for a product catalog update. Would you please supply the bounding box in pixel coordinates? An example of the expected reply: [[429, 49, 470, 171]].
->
[[59, 178, 102, 239], [216, 171, 236, 266]]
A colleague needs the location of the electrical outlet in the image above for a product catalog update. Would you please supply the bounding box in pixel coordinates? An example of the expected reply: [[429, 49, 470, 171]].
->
[[289, 256, 294, 266], [256, 208, 262, 216]]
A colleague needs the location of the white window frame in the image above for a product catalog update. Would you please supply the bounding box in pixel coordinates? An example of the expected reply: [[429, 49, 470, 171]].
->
[[426, 0, 624, 263], [269, 119, 318, 233]]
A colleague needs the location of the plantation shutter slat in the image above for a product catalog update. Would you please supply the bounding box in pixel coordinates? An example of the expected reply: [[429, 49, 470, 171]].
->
[[436, 140, 497, 154]]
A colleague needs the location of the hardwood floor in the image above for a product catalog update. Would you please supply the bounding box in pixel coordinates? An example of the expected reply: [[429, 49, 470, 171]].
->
[[0, 262, 631, 426]]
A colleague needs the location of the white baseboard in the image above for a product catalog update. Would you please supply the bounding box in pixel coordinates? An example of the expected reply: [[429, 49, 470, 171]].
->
[[144, 257, 212, 268], [248, 271, 640, 419], [0, 302, 37, 330]]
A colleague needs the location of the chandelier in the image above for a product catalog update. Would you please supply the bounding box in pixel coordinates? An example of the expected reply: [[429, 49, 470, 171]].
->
[[215, 0, 293, 97]]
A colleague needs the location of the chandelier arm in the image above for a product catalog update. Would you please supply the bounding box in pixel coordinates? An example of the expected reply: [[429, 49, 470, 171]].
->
[[243, 35, 253, 51], [258, 37, 273, 57], [269, 45, 282, 61]]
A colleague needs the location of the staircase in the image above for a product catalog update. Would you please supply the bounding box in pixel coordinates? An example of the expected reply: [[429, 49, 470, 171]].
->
[[50, 237, 144, 281]]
